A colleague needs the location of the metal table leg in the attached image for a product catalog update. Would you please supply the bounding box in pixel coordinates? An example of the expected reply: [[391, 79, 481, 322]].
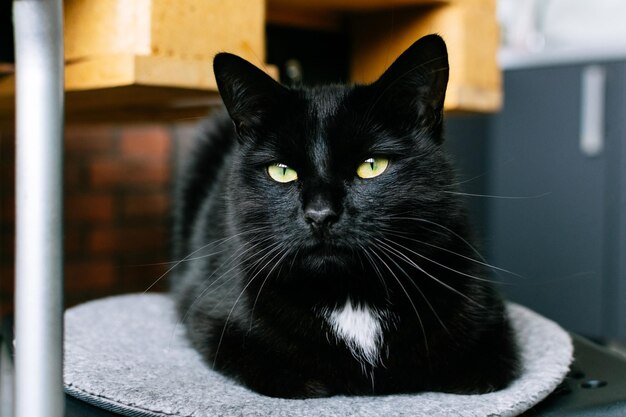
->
[[13, 1, 65, 416]]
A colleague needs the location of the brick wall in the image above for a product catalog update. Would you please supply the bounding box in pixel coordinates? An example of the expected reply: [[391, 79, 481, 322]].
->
[[0, 118, 200, 317]]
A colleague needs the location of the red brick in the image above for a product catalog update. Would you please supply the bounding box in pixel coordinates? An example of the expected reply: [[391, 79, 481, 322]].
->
[[65, 124, 116, 154], [87, 226, 167, 254], [65, 194, 115, 222], [0, 130, 16, 156], [122, 192, 169, 218], [65, 260, 115, 291], [64, 162, 83, 189], [89, 158, 170, 188], [0, 265, 14, 295], [0, 231, 14, 261], [119, 262, 169, 293], [0, 303, 13, 319], [0, 196, 14, 224], [64, 228, 83, 256], [0, 160, 14, 187], [120, 125, 170, 160]]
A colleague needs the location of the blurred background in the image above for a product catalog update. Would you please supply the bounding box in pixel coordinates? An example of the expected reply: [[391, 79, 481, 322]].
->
[[0, 0, 624, 353]]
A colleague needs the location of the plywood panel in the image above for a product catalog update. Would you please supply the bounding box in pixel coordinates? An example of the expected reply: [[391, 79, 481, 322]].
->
[[64, 0, 152, 59], [149, 0, 265, 65], [63, 0, 268, 90]]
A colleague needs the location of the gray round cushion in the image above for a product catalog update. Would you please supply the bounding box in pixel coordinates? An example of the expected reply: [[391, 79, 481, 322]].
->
[[64, 294, 573, 417]]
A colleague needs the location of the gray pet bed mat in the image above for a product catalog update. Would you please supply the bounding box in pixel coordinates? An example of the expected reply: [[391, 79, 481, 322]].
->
[[64, 294, 573, 417]]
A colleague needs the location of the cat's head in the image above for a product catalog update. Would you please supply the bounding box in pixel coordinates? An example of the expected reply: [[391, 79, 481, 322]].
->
[[213, 35, 459, 281]]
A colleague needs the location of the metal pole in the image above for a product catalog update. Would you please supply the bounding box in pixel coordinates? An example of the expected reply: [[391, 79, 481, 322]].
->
[[13, 1, 65, 416]]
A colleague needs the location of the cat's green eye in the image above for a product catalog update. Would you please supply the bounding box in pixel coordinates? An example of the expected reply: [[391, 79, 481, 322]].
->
[[356, 157, 389, 179], [267, 163, 298, 183]]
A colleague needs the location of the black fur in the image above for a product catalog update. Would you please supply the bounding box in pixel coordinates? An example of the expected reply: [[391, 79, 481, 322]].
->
[[172, 35, 519, 398]]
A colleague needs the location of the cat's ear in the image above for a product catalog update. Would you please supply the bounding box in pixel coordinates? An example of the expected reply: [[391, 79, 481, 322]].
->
[[371, 34, 449, 139], [213, 53, 287, 137]]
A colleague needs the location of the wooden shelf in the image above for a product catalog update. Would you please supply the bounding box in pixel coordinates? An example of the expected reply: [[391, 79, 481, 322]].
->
[[0, 0, 501, 123], [268, 0, 449, 10]]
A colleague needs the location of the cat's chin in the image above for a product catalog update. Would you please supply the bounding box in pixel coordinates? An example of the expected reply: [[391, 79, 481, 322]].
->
[[299, 242, 352, 272]]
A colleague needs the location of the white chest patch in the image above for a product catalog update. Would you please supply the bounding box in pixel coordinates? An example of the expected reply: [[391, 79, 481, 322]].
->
[[324, 299, 385, 367]]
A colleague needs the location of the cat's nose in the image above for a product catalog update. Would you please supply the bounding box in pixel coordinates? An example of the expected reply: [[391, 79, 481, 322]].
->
[[304, 206, 338, 230]]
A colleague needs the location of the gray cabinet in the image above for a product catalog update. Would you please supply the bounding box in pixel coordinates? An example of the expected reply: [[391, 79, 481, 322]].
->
[[486, 62, 626, 340]]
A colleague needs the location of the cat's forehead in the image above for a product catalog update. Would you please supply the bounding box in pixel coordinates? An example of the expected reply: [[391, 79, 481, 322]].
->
[[300, 85, 348, 121], [295, 85, 357, 165], [267, 84, 396, 168], [260, 84, 409, 170]]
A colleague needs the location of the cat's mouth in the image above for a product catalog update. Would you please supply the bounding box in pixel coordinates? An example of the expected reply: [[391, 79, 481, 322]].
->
[[306, 240, 345, 252], [301, 242, 351, 263]]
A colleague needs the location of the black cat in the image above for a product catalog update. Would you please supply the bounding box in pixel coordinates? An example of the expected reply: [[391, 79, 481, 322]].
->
[[172, 34, 519, 398]]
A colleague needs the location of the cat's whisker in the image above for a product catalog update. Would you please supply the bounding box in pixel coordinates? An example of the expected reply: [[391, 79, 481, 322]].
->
[[212, 242, 289, 368], [196, 241, 285, 318], [366, 245, 430, 354], [446, 172, 487, 187], [380, 228, 524, 279], [169, 237, 284, 351], [144, 245, 223, 294], [180, 235, 278, 314], [248, 244, 294, 332], [358, 243, 390, 299], [387, 216, 488, 263], [171, 236, 278, 346], [353, 245, 367, 272], [373, 241, 450, 336], [380, 237, 502, 284], [168, 246, 250, 350], [144, 225, 272, 294], [287, 244, 301, 273], [442, 191, 552, 200], [373, 238, 485, 310], [198, 245, 286, 320]]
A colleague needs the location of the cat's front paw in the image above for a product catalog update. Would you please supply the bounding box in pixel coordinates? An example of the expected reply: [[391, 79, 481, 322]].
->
[[301, 379, 333, 398], [252, 378, 333, 399]]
